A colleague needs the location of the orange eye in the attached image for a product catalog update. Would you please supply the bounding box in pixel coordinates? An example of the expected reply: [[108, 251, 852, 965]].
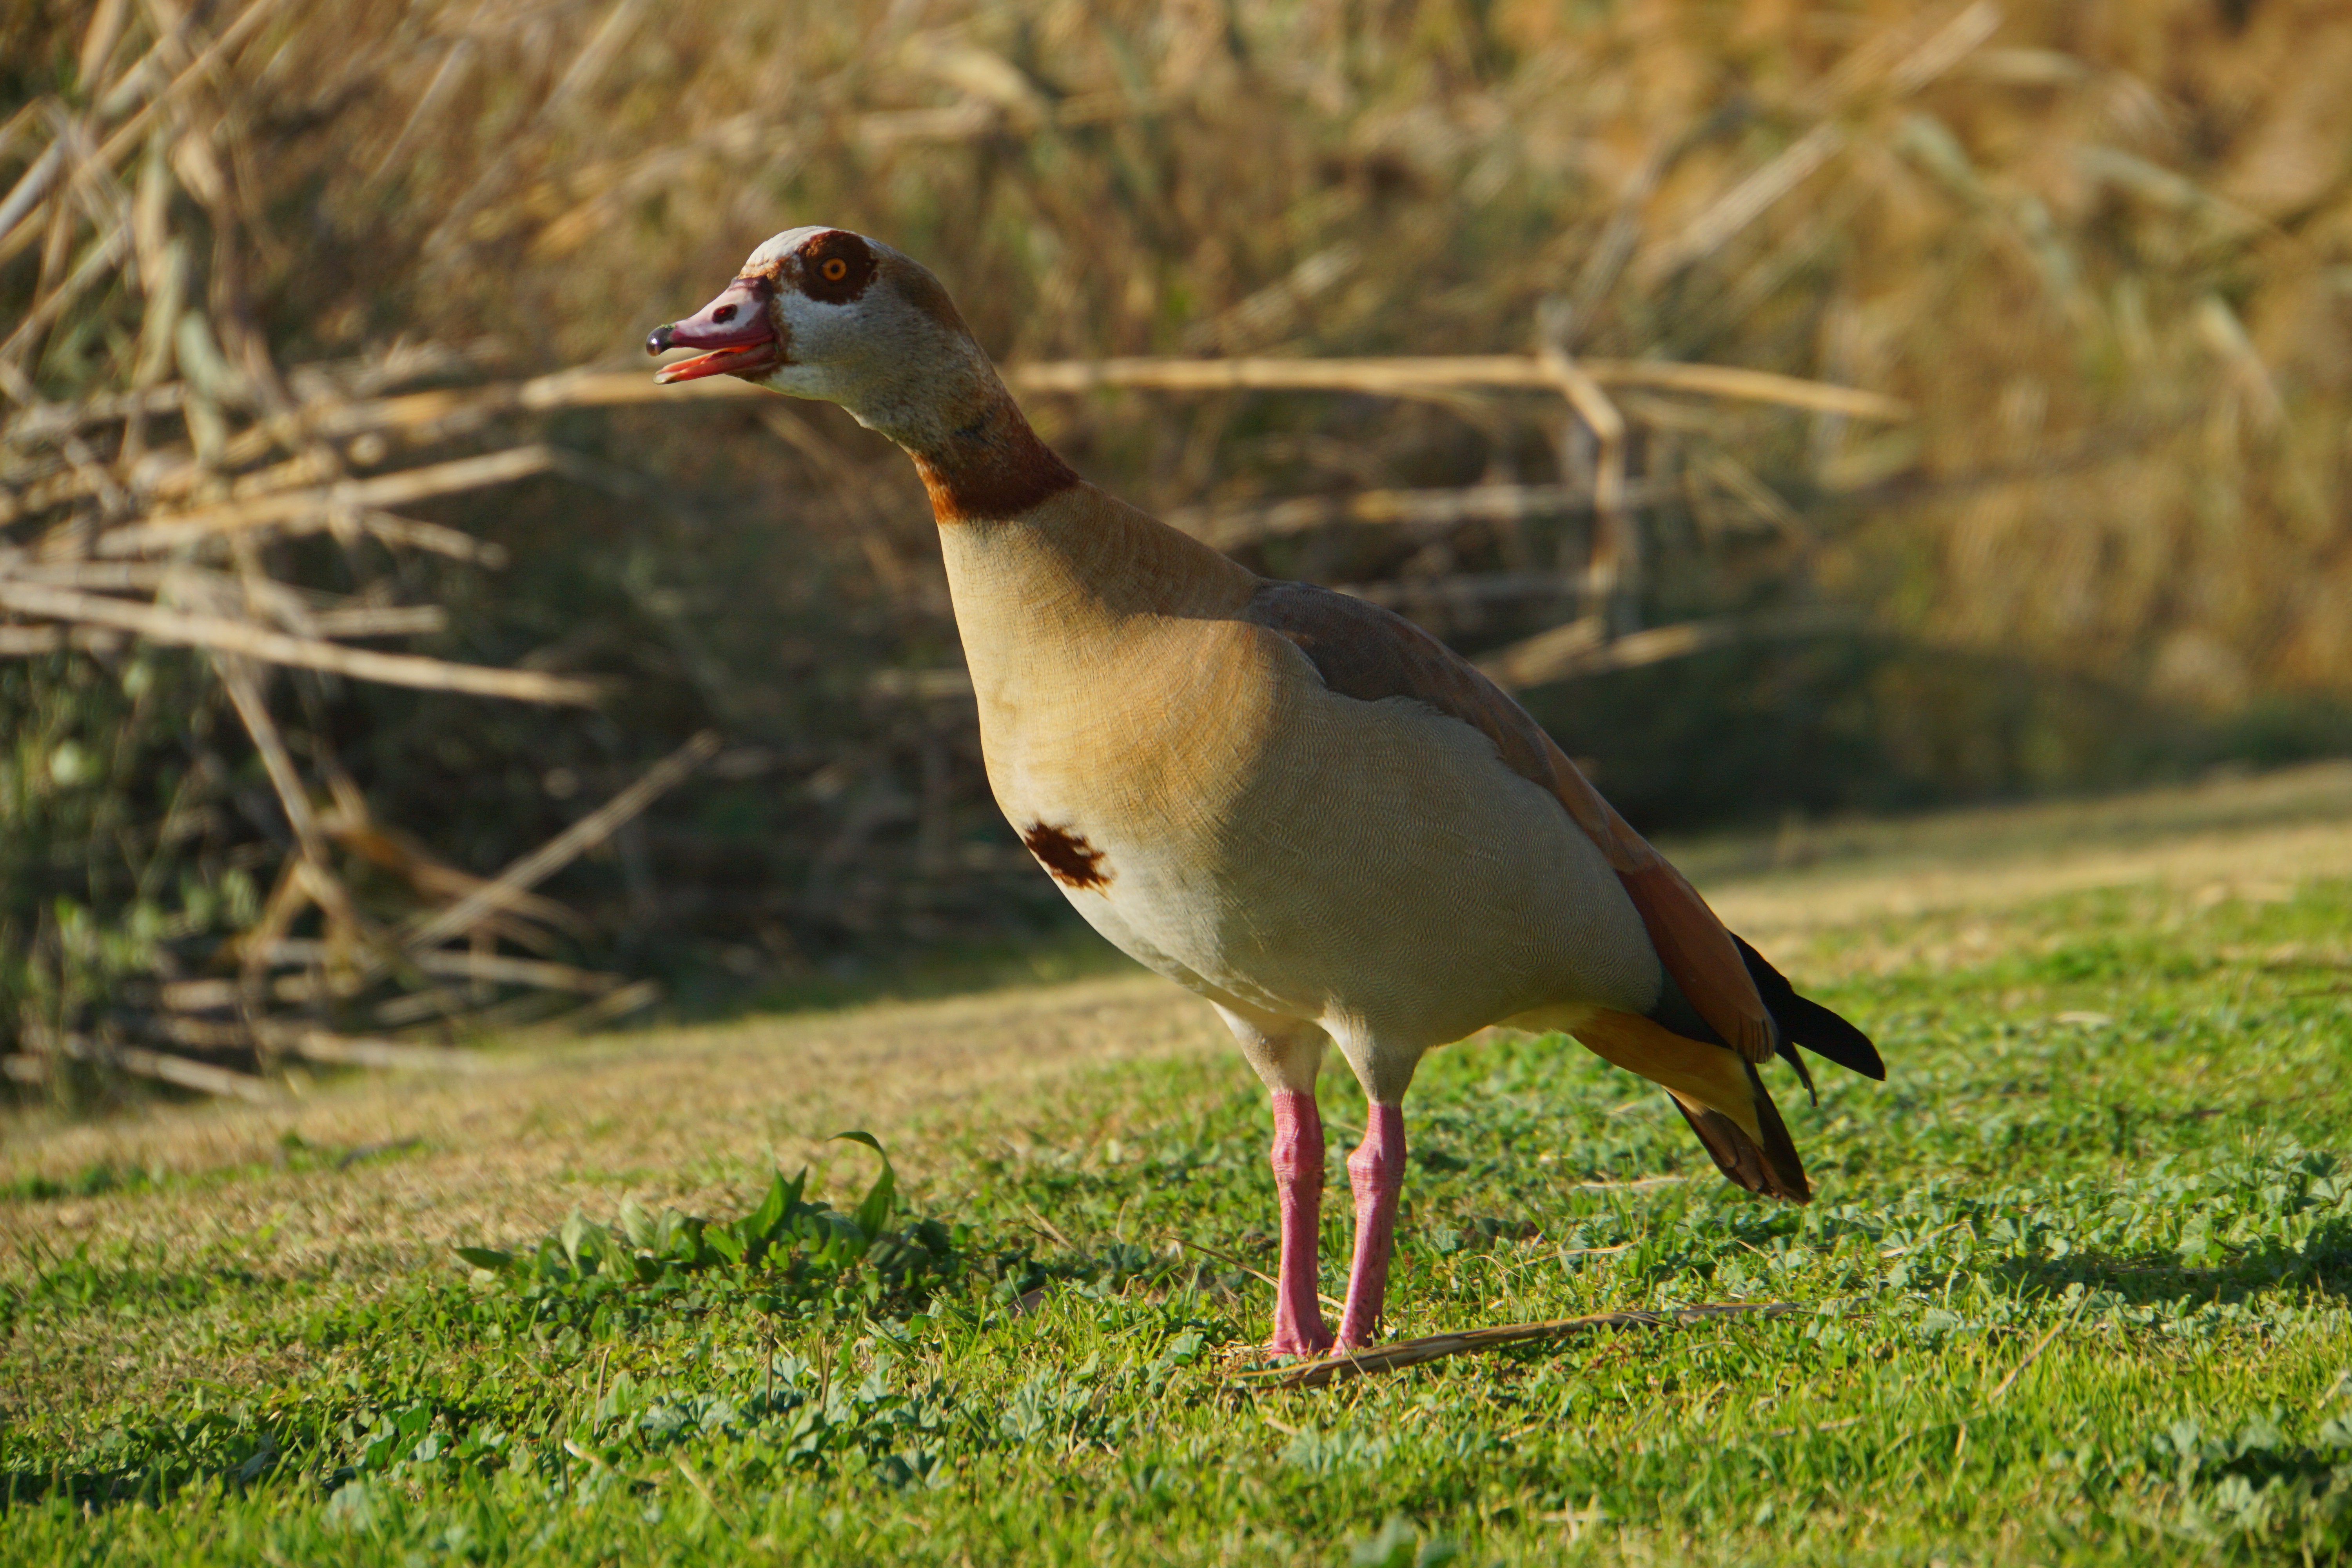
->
[[821, 258, 849, 282]]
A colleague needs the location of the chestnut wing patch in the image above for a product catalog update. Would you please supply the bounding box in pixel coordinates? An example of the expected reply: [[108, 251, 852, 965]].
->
[[1022, 821, 1112, 891], [1241, 580, 1778, 1063]]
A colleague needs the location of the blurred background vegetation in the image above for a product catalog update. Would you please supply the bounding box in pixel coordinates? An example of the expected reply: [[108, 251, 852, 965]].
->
[[5, 0, 2351, 1104]]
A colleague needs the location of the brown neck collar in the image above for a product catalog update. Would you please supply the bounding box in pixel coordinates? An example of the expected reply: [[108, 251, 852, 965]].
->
[[908, 388, 1080, 523]]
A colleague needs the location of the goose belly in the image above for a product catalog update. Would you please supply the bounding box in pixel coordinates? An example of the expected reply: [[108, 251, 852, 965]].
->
[[1005, 686, 1663, 1048]]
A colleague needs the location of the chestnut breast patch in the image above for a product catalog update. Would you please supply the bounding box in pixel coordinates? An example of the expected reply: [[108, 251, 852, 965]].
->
[[1021, 821, 1112, 891]]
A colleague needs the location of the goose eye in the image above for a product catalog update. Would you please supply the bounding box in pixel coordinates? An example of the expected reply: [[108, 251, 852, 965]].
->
[[820, 258, 849, 283]]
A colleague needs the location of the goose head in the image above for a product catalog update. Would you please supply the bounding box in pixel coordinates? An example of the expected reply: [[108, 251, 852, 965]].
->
[[646, 225, 996, 452], [647, 225, 1077, 521]]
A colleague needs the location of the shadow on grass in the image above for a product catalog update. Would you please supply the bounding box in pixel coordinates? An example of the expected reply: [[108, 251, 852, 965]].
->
[[1, 1465, 209, 1514], [1996, 1216, 2352, 1309], [664, 923, 1144, 1026]]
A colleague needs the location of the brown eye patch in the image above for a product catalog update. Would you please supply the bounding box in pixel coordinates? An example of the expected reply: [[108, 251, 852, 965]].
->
[[799, 230, 877, 303]]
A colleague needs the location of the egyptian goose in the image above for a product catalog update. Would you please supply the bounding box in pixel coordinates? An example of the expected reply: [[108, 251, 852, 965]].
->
[[648, 228, 1884, 1356]]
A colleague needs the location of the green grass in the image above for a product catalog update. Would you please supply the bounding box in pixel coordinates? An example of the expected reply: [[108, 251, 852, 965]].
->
[[6, 882, 2352, 1564]]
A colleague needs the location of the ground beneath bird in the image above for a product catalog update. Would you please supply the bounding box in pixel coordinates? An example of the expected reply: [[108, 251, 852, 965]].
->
[[7, 762, 2352, 1564]]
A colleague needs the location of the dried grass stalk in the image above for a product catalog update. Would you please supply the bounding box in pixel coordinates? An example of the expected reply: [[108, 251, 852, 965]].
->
[[1478, 608, 1857, 691], [254, 357, 1911, 434], [1231, 1303, 1799, 1390], [93, 446, 560, 554], [263, 1027, 499, 1074], [0, 581, 601, 703], [1168, 480, 1679, 549], [399, 731, 722, 953]]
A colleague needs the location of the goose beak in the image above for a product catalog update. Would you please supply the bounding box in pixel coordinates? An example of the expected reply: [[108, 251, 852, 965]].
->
[[647, 276, 782, 383]]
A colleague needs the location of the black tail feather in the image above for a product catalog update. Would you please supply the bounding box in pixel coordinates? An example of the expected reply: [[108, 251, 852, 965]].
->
[[1777, 1034, 1818, 1105], [1732, 933, 1886, 1082]]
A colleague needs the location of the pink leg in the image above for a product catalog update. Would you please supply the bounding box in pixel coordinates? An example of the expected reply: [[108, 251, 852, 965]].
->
[[1337, 1103, 1406, 1348], [1266, 1088, 1333, 1357]]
